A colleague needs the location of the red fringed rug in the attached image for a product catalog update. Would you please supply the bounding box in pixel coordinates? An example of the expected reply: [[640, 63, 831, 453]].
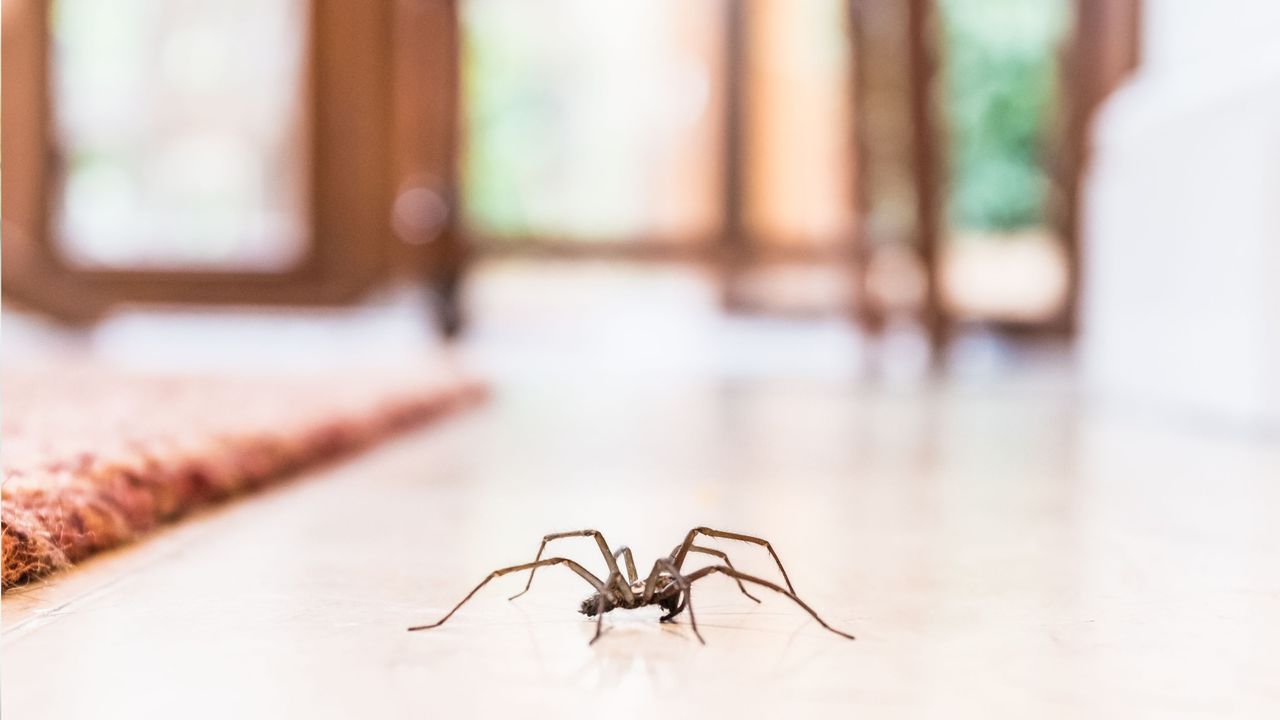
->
[[1, 364, 485, 589]]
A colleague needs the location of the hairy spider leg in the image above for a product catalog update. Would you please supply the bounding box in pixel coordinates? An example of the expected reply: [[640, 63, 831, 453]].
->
[[653, 559, 703, 644], [408, 557, 606, 631], [507, 530, 634, 602], [671, 545, 762, 604], [590, 571, 623, 645], [671, 527, 798, 595], [613, 546, 639, 583], [636, 558, 703, 642], [683, 565, 855, 640]]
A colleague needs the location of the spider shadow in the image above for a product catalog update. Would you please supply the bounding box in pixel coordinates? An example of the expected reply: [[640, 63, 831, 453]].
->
[[582, 604, 855, 685], [569, 613, 702, 690]]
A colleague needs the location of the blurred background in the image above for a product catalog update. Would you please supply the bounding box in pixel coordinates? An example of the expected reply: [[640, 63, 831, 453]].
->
[[4, 0, 1279, 430], [9, 6, 1280, 715]]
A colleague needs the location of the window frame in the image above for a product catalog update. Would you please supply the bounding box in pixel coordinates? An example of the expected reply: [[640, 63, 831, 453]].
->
[[2, 0, 397, 321]]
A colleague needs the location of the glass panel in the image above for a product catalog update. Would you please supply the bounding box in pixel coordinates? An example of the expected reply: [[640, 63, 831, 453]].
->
[[938, 0, 1072, 322], [50, 0, 310, 271], [461, 0, 723, 242]]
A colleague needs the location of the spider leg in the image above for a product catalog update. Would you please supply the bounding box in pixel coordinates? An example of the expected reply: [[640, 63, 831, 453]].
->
[[670, 544, 761, 603], [640, 558, 666, 603], [507, 530, 633, 602], [589, 571, 622, 645], [613, 547, 638, 584], [671, 527, 798, 595], [408, 557, 606, 631], [684, 564, 855, 640], [638, 559, 704, 643], [654, 559, 703, 644]]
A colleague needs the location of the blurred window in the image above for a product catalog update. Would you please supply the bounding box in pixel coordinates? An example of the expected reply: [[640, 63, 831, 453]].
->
[[460, 0, 723, 244], [938, 0, 1072, 323], [50, 0, 310, 271], [3, 1, 395, 321], [460, 0, 858, 315]]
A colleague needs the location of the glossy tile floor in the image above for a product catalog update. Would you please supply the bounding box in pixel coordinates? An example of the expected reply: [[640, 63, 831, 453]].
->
[[4, 263, 1280, 718]]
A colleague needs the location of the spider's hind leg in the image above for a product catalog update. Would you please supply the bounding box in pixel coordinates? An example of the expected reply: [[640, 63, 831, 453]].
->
[[683, 564, 855, 640], [672, 527, 798, 595], [672, 545, 762, 603]]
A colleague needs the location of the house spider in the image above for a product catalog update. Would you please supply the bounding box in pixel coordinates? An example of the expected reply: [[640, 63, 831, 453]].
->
[[408, 527, 855, 644]]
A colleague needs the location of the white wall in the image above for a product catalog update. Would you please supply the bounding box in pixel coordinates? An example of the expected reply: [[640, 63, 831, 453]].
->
[[1080, 1, 1280, 430], [1141, 0, 1280, 78]]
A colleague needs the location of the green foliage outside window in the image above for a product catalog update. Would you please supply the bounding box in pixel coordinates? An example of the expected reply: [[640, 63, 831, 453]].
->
[[939, 0, 1069, 232]]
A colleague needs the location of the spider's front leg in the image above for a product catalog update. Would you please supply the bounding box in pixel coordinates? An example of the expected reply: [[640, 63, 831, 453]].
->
[[658, 559, 704, 643], [613, 546, 639, 584], [408, 557, 606, 632], [507, 529, 634, 602], [671, 545, 762, 603], [640, 559, 704, 644], [589, 571, 622, 646]]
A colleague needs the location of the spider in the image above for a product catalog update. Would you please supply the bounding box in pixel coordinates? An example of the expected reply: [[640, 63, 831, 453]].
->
[[408, 526, 855, 644]]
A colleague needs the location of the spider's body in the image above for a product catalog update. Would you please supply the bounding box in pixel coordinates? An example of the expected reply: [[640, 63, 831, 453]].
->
[[409, 526, 855, 644], [579, 576, 681, 618]]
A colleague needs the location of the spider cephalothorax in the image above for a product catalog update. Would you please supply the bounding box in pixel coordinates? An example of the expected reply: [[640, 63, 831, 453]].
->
[[409, 527, 855, 645], [579, 577, 681, 618]]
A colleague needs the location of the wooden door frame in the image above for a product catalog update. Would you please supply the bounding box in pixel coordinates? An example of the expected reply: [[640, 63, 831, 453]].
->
[[847, 0, 942, 344], [391, 0, 466, 335]]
